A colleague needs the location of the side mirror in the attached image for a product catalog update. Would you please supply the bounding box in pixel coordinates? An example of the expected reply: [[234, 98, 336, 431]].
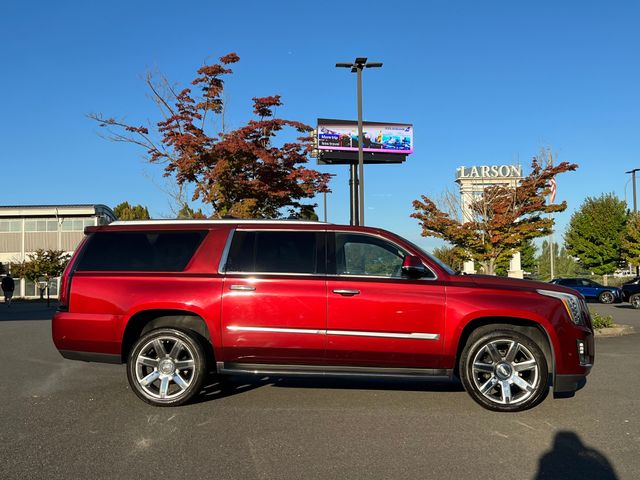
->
[[402, 255, 430, 278]]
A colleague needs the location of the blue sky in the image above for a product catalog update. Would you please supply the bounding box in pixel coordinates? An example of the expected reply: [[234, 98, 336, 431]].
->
[[2, 0, 639, 252]]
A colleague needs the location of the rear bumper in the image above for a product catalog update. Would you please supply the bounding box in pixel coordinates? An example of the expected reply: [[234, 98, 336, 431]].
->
[[52, 311, 121, 357]]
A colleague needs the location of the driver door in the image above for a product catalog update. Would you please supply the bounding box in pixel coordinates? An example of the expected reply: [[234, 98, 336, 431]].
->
[[326, 232, 445, 368]]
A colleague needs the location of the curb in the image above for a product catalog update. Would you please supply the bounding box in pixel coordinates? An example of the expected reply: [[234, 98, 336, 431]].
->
[[595, 324, 635, 337]]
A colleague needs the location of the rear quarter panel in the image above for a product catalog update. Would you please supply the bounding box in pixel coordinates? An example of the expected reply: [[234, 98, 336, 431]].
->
[[53, 227, 229, 357]]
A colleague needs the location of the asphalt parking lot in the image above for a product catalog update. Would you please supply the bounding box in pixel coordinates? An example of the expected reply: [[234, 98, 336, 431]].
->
[[1, 302, 639, 480]]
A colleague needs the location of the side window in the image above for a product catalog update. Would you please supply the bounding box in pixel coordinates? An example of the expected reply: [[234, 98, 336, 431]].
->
[[76, 231, 206, 272], [225, 231, 320, 274], [335, 233, 406, 278]]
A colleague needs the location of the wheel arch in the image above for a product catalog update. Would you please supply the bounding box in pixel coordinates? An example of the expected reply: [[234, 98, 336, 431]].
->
[[121, 309, 214, 364], [453, 316, 555, 381]]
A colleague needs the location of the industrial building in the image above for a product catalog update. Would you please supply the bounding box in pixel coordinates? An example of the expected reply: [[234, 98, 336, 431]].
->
[[0, 204, 116, 298]]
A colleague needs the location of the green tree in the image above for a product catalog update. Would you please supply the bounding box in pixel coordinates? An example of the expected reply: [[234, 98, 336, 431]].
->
[[621, 212, 640, 267], [432, 245, 466, 272], [11, 249, 71, 305], [537, 241, 580, 280], [565, 193, 627, 275], [521, 239, 538, 272], [295, 205, 319, 221], [176, 204, 205, 219], [113, 202, 151, 220], [494, 239, 537, 276]]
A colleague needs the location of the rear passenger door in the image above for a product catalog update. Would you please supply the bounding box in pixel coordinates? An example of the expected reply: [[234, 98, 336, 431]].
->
[[220, 229, 327, 365]]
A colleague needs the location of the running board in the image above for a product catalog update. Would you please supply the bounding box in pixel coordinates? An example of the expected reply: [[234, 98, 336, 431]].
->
[[217, 362, 452, 379]]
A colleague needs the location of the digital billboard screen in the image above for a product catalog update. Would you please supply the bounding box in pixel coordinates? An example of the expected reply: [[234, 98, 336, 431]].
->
[[317, 119, 413, 155]]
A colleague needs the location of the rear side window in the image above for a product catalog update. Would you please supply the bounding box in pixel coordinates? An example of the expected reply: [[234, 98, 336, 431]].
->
[[225, 231, 321, 274], [76, 231, 206, 272]]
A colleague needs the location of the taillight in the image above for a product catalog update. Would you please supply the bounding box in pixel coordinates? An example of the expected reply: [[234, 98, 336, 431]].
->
[[58, 236, 89, 311], [57, 261, 73, 311]]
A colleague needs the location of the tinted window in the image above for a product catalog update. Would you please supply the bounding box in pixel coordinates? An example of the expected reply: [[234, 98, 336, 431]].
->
[[77, 231, 206, 271], [225, 231, 320, 274], [335, 233, 408, 278], [558, 279, 576, 286]]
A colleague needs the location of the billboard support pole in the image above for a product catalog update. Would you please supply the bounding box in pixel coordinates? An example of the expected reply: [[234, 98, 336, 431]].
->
[[349, 164, 359, 225], [357, 66, 364, 226]]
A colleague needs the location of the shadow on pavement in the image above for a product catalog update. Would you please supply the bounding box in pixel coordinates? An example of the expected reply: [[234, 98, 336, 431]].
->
[[193, 374, 465, 404], [271, 375, 465, 392], [613, 304, 636, 310], [535, 431, 618, 480], [194, 374, 271, 403], [0, 302, 57, 321]]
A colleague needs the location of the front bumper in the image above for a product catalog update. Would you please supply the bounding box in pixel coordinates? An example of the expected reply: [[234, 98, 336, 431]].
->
[[554, 372, 589, 397]]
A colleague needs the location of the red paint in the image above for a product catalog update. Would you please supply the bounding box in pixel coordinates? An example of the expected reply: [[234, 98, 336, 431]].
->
[[53, 222, 593, 391]]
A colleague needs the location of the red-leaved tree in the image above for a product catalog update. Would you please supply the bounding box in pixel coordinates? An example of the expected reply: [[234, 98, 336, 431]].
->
[[412, 153, 577, 275], [89, 53, 331, 218]]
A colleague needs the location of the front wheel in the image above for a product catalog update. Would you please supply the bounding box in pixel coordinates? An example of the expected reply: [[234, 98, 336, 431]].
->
[[460, 329, 549, 412], [127, 328, 207, 406], [599, 291, 615, 304]]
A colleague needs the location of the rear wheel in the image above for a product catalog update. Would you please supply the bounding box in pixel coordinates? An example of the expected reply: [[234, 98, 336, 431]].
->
[[599, 291, 615, 304], [127, 328, 207, 406], [460, 329, 548, 412], [630, 294, 640, 309]]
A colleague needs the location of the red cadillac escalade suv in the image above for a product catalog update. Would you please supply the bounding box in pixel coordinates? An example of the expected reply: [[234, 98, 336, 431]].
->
[[52, 220, 594, 412]]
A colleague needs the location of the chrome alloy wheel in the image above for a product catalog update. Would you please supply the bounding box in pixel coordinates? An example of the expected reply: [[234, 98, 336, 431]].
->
[[471, 339, 540, 406], [631, 295, 640, 309], [134, 336, 196, 400], [600, 291, 614, 304]]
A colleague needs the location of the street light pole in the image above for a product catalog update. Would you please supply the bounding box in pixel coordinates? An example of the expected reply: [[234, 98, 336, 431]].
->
[[627, 169, 639, 213], [626, 168, 640, 275], [336, 57, 383, 226], [356, 65, 364, 226]]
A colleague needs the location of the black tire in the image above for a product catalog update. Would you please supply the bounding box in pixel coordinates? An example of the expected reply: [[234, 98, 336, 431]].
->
[[599, 291, 615, 304], [631, 294, 640, 309], [459, 329, 549, 412], [126, 328, 207, 406]]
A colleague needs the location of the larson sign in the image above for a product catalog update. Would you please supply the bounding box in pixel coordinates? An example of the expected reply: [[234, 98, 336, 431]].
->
[[456, 165, 522, 179]]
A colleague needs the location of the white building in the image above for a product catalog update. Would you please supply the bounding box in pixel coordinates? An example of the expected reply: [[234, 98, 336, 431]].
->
[[0, 204, 116, 297]]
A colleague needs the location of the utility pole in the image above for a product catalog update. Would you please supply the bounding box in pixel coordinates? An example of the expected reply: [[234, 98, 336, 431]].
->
[[336, 57, 383, 226]]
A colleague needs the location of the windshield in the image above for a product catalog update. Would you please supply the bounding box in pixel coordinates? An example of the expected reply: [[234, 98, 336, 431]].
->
[[404, 239, 457, 275]]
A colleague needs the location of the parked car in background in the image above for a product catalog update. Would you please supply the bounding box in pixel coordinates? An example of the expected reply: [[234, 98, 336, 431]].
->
[[621, 277, 640, 308], [52, 220, 594, 412], [549, 278, 621, 304]]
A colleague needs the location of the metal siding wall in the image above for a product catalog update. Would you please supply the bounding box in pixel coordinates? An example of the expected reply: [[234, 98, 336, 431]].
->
[[25, 232, 58, 251], [61, 232, 84, 251], [0, 233, 21, 253]]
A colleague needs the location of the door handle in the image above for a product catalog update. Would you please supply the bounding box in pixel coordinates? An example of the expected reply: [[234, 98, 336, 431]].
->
[[332, 289, 360, 296], [229, 285, 256, 291]]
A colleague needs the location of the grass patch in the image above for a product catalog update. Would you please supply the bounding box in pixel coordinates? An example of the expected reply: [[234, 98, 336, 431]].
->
[[589, 309, 614, 329]]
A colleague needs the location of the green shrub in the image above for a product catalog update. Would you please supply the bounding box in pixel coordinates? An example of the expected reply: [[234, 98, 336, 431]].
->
[[589, 309, 614, 329]]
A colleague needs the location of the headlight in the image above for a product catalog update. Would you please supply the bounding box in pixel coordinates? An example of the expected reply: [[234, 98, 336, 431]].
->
[[537, 289, 585, 325]]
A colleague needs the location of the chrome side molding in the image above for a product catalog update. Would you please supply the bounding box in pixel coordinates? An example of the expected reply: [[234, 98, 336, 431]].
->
[[225, 325, 439, 341]]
